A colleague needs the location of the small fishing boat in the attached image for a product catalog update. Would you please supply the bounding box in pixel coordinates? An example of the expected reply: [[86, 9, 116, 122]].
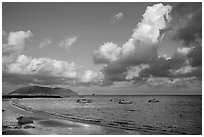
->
[[77, 98, 92, 103], [148, 98, 159, 103], [118, 100, 132, 104]]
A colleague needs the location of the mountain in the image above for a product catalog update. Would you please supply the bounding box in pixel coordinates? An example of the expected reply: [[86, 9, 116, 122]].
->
[[9, 86, 78, 97]]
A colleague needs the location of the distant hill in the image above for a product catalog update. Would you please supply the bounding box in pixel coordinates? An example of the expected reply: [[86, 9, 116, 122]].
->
[[9, 86, 78, 97]]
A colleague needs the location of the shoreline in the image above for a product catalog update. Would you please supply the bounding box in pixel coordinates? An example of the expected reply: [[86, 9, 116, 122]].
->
[[3, 99, 140, 135], [11, 100, 143, 132], [3, 96, 201, 135]]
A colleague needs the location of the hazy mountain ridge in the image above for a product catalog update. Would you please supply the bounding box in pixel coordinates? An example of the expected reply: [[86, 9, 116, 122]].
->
[[9, 86, 78, 96]]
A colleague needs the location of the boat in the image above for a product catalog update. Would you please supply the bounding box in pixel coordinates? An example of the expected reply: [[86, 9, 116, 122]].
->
[[148, 98, 159, 103], [118, 100, 132, 104], [77, 98, 92, 103]]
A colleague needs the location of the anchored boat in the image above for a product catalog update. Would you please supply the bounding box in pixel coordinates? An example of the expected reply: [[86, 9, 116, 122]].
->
[[77, 98, 92, 103], [118, 100, 132, 104], [148, 98, 159, 103]]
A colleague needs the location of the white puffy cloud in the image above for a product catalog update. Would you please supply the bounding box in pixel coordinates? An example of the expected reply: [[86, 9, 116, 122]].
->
[[177, 47, 190, 55], [3, 54, 103, 86], [39, 38, 52, 48], [94, 3, 171, 64], [2, 30, 103, 86], [2, 30, 33, 65], [6, 30, 33, 46], [59, 36, 77, 50], [5, 55, 78, 79], [121, 3, 171, 56], [93, 42, 121, 64], [3, 54, 104, 85], [111, 12, 124, 23], [173, 65, 196, 75], [80, 70, 103, 84], [132, 3, 171, 43]]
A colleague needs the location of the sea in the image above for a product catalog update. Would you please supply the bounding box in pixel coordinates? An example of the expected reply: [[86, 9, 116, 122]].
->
[[15, 95, 202, 135]]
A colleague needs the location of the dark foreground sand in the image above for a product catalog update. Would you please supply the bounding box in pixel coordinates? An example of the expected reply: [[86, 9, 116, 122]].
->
[[2, 99, 139, 135]]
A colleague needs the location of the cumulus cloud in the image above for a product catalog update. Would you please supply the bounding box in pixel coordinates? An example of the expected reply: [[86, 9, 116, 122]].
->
[[172, 65, 196, 75], [94, 3, 172, 62], [93, 3, 172, 84], [150, 2, 202, 80], [59, 36, 77, 50], [39, 38, 52, 48], [80, 70, 103, 84], [126, 65, 149, 80], [111, 12, 124, 23], [93, 3, 202, 88], [176, 47, 190, 55], [3, 54, 103, 86], [6, 30, 32, 46], [3, 3, 202, 90], [2, 30, 33, 65], [2, 31, 101, 86], [4, 55, 77, 79], [93, 42, 121, 64], [131, 3, 171, 43]]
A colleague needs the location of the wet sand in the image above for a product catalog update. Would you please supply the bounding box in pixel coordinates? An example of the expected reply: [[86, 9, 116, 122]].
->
[[2, 99, 139, 135]]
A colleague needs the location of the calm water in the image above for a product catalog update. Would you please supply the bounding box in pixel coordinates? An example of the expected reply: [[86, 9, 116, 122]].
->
[[17, 95, 202, 134]]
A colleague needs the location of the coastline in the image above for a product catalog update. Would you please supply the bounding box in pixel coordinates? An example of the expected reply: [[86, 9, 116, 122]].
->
[[2, 99, 139, 135], [3, 95, 201, 135]]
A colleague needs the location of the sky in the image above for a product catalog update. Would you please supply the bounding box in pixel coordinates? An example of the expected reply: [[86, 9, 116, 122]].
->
[[2, 2, 202, 95]]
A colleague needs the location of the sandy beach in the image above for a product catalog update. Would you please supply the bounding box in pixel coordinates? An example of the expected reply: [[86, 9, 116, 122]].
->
[[2, 99, 139, 135]]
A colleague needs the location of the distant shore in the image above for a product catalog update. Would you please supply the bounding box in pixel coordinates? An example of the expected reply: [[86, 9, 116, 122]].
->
[[2, 95, 63, 99]]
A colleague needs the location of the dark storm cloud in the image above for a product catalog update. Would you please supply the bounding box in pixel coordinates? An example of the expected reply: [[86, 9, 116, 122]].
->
[[100, 44, 158, 84], [101, 63, 127, 85], [139, 51, 186, 78], [171, 3, 201, 18], [170, 2, 202, 46], [139, 57, 173, 78], [131, 77, 147, 85], [187, 45, 202, 67], [135, 3, 202, 83], [138, 51, 202, 81]]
